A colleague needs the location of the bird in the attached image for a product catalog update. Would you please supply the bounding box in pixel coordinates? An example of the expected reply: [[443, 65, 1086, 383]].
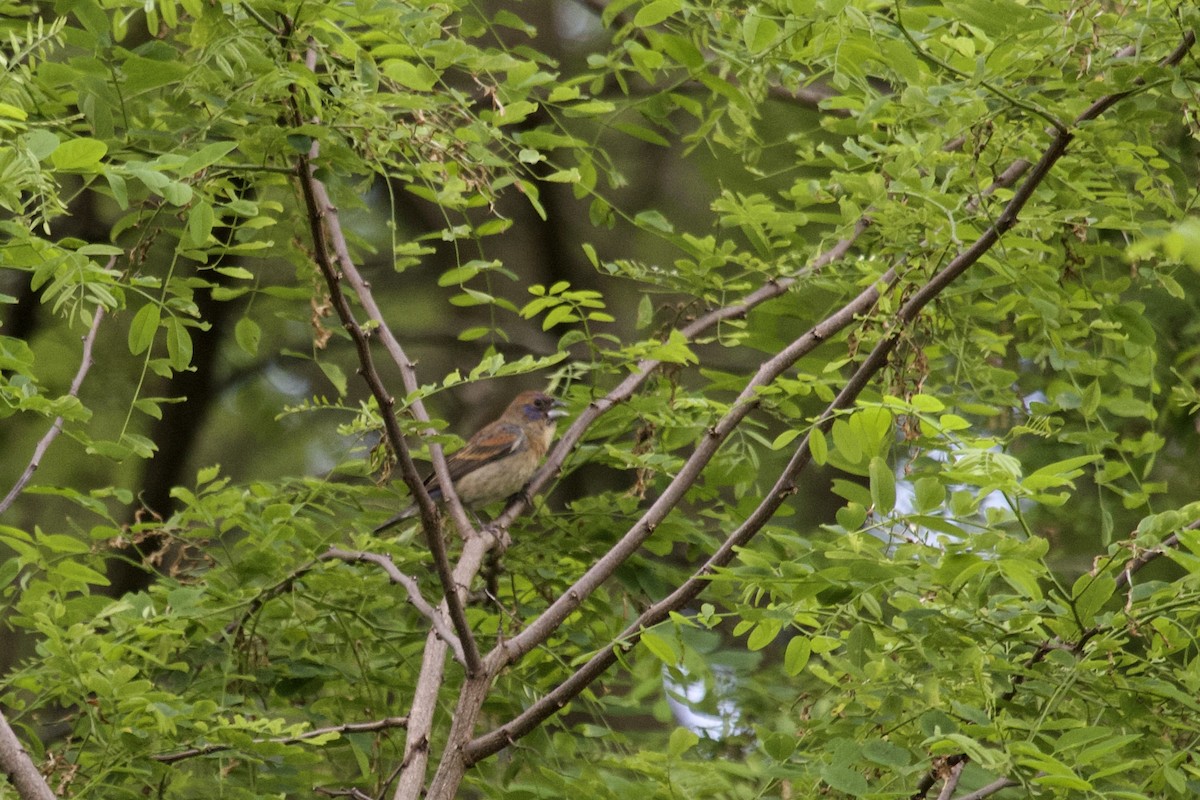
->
[[374, 390, 568, 532]]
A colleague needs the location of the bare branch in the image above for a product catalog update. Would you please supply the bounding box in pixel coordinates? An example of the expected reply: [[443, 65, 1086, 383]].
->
[[0, 709, 55, 800], [153, 716, 409, 764], [1116, 530, 1183, 591], [315, 789, 375, 800], [320, 548, 465, 665], [953, 776, 1018, 800], [392, 532, 498, 800], [490, 217, 873, 537], [285, 33, 481, 676], [0, 303, 105, 516], [463, 29, 1198, 766], [936, 758, 966, 800]]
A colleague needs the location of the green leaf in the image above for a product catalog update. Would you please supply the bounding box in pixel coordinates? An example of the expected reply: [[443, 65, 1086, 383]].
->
[[542, 305, 579, 330], [179, 140, 237, 174], [997, 559, 1044, 602], [636, 294, 654, 329], [0, 102, 27, 120], [634, 209, 674, 233], [647, 329, 698, 365], [613, 121, 671, 147], [913, 477, 946, 513], [165, 317, 193, 371], [52, 559, 111, 587], [640, 629, 678, 665], [742, 10, 780, 53], [128, 304, 160, 355], [862, 739, 911, 768], [38, 533, 91, 554], [633, 0, 680, 27], [836, 502, 867, 531], [51, 137, 107, 170], [746, 618, 781, 651], [809, 428, 828, 465], [1071, 573, 1115, 627], [235, 317, 261, 356], [186, 201, 214, 246], [382, 60, 439, 91], [771, 429, 801, 450], [821, 764, 868, 795], [869, 456, 895, 514], [831, 418, 862, 465], [320, 361, 348, 397], [667, 727, 699, 758], [783, 635, 810, 676]]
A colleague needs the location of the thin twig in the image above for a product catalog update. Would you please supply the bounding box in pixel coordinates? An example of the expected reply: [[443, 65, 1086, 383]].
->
[[953, 776, 1018, 800], [320, 548, 465, 665], [222, 560, 317, 638], [0, 304, 106, 516], [315, 789, 374, 800], [153, 716, 408, 764]]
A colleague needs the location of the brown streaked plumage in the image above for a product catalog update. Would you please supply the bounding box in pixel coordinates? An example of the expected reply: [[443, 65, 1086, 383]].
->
[[375, 391, 567, 532]]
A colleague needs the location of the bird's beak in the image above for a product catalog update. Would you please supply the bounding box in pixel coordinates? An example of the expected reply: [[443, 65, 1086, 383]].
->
[[548, 399, 568, 420]]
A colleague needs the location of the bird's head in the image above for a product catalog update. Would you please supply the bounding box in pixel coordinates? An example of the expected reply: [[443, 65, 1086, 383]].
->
[[510, 391, 568, 423]]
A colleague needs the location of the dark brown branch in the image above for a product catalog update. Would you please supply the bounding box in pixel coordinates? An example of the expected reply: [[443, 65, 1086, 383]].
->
[[152, 716, 409, 764], [490, 217, 873, 536], [0, 303, 105, 516], [1116, 531, 1182, 591], [320, 548, 464, 665], [464, 28, 1198, 767], [315, 789, 374, 800], [284, 34, 482, 676]]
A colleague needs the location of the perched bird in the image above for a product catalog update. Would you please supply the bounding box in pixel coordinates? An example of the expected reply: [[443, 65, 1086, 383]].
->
[[375, 390, 567, 532]]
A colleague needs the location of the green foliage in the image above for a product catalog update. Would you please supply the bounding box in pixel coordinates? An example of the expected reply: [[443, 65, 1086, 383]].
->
[[0, 0, 1198, 798]]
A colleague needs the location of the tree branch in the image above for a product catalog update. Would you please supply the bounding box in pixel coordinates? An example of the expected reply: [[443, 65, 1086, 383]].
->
[[392, 532, 496, 800], [152, 716, 409, 764], [952, 776, 1018, 800], [489, 217, 873, 536], [936, 758, 966, 800], [1116, 530, 1183, 591], [284, 34, 482, 676], [463, 27, 1197, 767], [320, 548, 465, 666], [0, 709, 55, 800], [0, 303, 105, 516]]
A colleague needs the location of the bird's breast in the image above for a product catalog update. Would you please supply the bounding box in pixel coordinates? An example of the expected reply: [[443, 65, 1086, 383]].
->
[[453, 446, 542, 508]]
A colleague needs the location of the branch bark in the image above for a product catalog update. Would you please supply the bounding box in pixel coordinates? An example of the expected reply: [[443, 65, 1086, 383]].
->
[[152, 716, 409, 764], [0, 302, 105, 516], [0, 709, 55, 800], [458, 27, 1198, 777], [320, 549, 465, 666], [284, 34, 482, 681]]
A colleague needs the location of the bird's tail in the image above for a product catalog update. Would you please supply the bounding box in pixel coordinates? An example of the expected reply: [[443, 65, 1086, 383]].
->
[[373, 503, 417, 533]]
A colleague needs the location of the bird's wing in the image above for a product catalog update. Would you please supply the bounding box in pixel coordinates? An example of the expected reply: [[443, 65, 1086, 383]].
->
[[434, 421, 528, 485]]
